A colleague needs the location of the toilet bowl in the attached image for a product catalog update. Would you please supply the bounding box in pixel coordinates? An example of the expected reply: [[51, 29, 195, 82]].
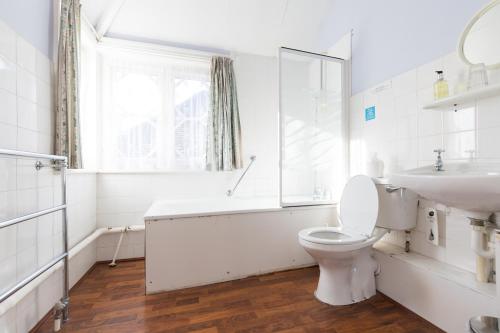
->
[[298, 175, 418, 306]]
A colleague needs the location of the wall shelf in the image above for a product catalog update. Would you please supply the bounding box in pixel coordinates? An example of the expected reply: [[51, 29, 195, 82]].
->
[[423, 83, 500, 111]]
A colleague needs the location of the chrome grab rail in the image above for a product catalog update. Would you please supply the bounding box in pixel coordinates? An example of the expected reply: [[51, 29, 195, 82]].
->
[[226, 155, 256, 196], [0, 148, 70, 323]]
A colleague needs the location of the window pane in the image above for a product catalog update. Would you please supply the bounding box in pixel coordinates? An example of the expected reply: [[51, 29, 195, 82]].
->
[[174, 78, 209, 170], [100, 51, 210, 171]]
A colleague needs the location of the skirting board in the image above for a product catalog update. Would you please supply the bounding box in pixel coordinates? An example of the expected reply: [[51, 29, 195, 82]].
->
[[374, 245, 498, 333]]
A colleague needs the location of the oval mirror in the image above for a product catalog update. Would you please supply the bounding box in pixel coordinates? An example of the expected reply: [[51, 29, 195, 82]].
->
[[459, 0, 500, 69]]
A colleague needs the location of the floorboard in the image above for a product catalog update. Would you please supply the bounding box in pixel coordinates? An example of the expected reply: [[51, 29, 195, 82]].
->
[[35, 260, 443, 333]]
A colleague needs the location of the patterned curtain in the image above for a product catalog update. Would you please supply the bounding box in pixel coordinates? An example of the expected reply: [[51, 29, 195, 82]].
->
[[56, 0, 82, 168], [206, 56, 243, 171]]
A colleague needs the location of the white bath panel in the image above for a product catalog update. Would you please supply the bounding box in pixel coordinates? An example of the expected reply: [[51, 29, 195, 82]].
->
[[145, 205, 336, 294]]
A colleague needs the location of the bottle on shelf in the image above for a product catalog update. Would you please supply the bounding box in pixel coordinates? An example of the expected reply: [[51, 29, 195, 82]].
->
[[434, 70, 449, 100]]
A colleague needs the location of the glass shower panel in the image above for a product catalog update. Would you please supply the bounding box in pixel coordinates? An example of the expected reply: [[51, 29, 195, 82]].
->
[[279, 48, 346, 207]]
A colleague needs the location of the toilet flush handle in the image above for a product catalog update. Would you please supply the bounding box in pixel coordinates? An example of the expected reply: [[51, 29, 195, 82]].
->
[[385, 185, 401, 193]]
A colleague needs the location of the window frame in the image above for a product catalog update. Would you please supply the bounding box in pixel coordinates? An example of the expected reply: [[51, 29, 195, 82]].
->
[[95, 39, 213, 173]]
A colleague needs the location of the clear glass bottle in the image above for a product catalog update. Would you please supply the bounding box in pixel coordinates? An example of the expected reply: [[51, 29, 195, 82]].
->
[[434, 70, 449, 100]]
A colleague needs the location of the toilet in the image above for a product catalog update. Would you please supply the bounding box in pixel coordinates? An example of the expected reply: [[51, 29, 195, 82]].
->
[[298, 175, 418, 306]]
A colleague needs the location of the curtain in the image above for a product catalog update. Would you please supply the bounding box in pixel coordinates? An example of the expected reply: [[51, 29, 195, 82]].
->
[[207, 56, 243, 171], [55, 0, 82, 168]]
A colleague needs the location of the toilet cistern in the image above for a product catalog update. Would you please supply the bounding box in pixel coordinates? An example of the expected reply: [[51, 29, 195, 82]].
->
[[433, 149, 445, 171]]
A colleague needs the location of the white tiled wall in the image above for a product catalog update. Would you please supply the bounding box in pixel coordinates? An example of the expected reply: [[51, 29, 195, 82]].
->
[[0, 19, 97, 332], [350, 50, 500, 273], [96, 230, 145, 262]]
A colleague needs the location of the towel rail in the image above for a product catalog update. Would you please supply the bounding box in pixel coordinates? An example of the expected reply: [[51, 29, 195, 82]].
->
[[0, 149, 70, 325], [0, 253, 67, 303], [0, 205, 67, 229]]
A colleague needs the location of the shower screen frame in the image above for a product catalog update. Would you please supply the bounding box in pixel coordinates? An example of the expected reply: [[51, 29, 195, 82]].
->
[[278, 47, 349, 208]]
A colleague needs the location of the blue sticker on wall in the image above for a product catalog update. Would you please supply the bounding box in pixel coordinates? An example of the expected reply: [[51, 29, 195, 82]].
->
[[365, 106, 376, 121]]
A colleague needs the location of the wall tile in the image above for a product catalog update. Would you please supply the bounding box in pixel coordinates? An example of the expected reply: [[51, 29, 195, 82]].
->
[[443, 130, 475, 160], [392, 69, 417, 97], [17, 97, 37, 131], [16, 245, 37, 281], [0, 157, 16, 192], [0, 255, 17, 294], [418, 110, 443, 137], [16, 37, 36, 73], [394, 92, 418, 117], [0, 58, 17, 93], [17, 127, 38, 152], [442, 106, 476, 133], [0, 190, 17, 222], [0, 225, 16, 261], [16, 67, 37, 103], [396, 114, 418, 140], [0, 122, 17, 149], [36, 78, 51, 108], [477, 95, 500, 129], [0, 88, 17, 125], [477, 127, 500, 159]]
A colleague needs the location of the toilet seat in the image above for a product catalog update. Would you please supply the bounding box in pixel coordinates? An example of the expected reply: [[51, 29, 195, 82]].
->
[[298, 175, 380, 247], [298, 226, 367, 245]]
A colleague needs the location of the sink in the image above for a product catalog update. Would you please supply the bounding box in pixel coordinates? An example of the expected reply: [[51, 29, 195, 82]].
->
[[390, 162, 500, 213]]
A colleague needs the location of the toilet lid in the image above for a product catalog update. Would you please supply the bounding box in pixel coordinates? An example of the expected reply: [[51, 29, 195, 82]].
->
[[339, 175, 379, 237]]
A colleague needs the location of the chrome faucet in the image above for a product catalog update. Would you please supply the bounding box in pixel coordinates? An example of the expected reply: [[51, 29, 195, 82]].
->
[[433, 149, 445, 171]]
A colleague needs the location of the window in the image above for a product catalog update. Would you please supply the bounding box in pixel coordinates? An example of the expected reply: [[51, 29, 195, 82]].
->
[[100, 49, 210, 171]]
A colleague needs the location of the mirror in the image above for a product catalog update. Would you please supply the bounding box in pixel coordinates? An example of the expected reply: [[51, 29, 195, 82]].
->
[[459, 0, 500, 69]]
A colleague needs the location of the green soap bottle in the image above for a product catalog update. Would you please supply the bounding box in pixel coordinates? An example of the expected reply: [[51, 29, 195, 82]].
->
[[434, 70, 449, 100]]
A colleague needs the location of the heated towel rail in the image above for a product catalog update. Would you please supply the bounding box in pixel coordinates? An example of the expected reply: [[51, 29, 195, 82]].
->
[[0, 148, 70, 322]]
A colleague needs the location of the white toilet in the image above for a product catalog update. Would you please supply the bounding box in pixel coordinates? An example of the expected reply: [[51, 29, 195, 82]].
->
[[298, 175, 418, 306]]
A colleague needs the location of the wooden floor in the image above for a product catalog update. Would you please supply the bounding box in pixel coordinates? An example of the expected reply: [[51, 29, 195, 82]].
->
[[36, 260, 443, 333]]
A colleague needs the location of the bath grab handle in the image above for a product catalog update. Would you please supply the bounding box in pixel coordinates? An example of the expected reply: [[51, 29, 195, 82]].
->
[[227, 155, 256, 196]]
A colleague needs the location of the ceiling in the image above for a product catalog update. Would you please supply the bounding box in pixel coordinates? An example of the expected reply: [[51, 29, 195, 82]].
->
[[81, 0, 334, 56]]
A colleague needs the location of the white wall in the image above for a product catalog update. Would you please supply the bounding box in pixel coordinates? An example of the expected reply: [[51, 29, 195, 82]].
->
[[350, 49, 500, 273], [0, 19, 97, 332]]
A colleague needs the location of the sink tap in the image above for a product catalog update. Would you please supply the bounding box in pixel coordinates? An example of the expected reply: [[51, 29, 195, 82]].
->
[[433, 149, 445, 171]]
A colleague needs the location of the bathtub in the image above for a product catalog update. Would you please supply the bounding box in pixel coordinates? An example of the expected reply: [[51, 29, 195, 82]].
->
[[144, 196, 337, 294]]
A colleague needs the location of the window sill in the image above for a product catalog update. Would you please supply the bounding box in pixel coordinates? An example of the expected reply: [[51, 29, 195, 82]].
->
[[95, 169, 230, 175], [67, 169, 98, 174], [66, 169, 238, 175]]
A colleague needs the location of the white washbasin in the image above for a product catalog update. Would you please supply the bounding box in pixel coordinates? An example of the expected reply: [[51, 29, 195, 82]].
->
[[390, 162, 500, 213]]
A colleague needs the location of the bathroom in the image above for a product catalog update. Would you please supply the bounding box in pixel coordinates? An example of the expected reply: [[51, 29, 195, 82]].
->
[[0, 0, 499, 332]]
